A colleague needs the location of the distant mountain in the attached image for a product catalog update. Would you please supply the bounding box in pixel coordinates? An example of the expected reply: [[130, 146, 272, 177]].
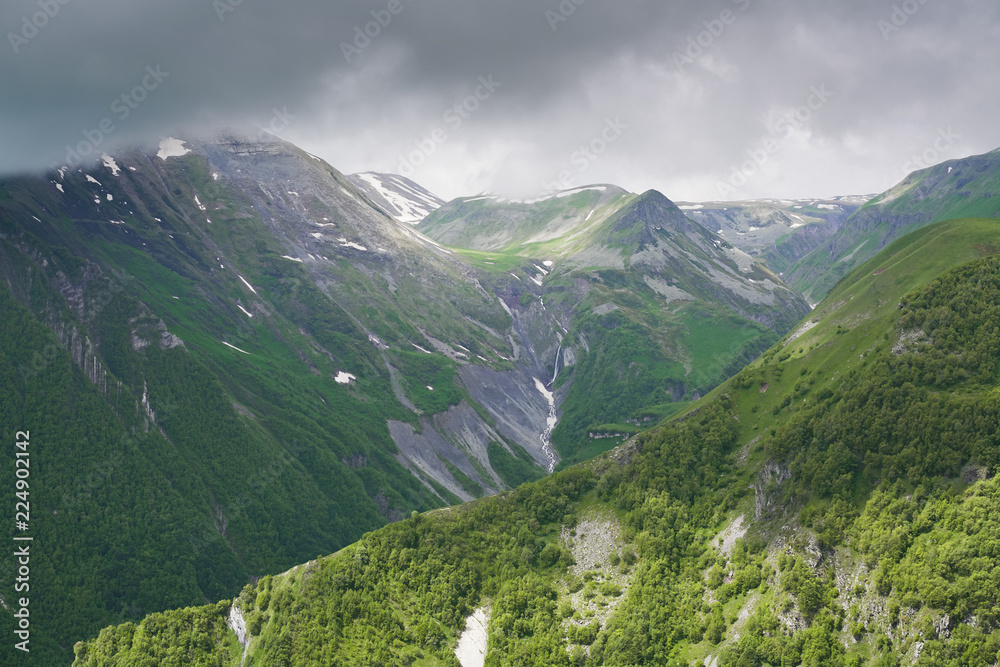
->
[[347, 171, 445, 224], [417, 185, 632, 252], [419, 185, 810, 465], [680, 195, 870, 277], [786, 148, 1000, 302], [0, 135, 807, 663]]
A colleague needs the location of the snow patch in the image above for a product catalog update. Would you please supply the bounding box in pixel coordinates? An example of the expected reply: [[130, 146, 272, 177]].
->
[[157, 137, 190, 160], [237, 304, 254, 318], [678, 204, 704, 210], [101, 155, 120, 175], [86, 174, 102, 186], [340, 240, 368, 251], [555, 185, 607, 198], [356, 172, 439, 224], [194, 195, 206, 211], [222, 341, 250, 355], [334, 371, 356, 385], [54, 183, 64, 193], [106, 194, 113, 201], [237, 275, 258, 295], [281, 255, 303, 263]]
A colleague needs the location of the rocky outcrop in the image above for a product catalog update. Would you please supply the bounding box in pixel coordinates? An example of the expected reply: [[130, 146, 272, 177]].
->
[[754, 461, 792, 519]]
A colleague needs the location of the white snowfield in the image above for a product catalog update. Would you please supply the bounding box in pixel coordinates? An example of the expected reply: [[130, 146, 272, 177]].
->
[[355, 172, 442, 224], [157, 137, 190, 160]]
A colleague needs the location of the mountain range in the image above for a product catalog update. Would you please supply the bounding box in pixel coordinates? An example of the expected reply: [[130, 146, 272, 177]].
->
[[0, 131, 808, 664], [70, 208, 1000, 665], [2, 131, 1000, 665]]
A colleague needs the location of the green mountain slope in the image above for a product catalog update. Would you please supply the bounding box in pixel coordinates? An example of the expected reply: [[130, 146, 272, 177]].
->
[[75, 217, 1000, 665], [0, 134, 808, 664], [420, 187, 810, 466], [680, 196, 868, 276], [788, 148, 1000, 302]]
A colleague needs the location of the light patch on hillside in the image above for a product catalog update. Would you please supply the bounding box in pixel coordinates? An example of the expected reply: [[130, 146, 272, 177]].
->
[[787, 319, 820, 344], [593, 303, 620, 316], [643, 276, 694, 303], [157, 137, 190, 160], [559, 512, 635, 652], [455, 606, 490, 667], [101, 154, 121, 175], [715, 514, 747, 557], [839, 239, 870, 263]]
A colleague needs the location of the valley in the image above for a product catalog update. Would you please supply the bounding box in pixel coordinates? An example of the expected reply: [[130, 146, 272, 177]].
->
[[1, 134, 999, 666]]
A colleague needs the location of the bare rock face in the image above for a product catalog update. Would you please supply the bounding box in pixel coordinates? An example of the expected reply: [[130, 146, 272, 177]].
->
[[754, 461, 792, 519]]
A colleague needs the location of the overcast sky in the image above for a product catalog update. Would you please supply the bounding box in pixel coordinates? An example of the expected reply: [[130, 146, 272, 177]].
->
[[3, 0, 999, 201]]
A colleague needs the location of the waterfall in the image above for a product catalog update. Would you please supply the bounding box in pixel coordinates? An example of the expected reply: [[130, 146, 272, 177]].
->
[[533, 378, 559, 474], [549, 343, 562, 385]]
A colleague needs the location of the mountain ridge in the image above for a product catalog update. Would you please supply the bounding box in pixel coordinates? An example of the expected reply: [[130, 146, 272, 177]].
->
[[70, 214, 1000, 666]]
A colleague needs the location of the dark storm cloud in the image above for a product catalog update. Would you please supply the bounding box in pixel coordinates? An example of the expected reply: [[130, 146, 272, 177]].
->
[[2, 0, 999, 200]]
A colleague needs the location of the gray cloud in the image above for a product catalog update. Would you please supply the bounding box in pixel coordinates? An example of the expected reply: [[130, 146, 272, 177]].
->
[[2, 0, 999, 200]]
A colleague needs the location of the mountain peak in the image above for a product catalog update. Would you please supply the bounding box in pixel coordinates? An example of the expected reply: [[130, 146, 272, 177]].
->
[[347, 172, 445, 224]]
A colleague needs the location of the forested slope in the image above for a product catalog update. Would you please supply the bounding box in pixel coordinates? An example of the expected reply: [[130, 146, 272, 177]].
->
[[74, 218, 1000, 665]]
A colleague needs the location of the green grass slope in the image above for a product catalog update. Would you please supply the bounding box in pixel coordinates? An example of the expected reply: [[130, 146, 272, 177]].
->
[[74, 217, 1000, 665], [788, 149, 1000, 302]]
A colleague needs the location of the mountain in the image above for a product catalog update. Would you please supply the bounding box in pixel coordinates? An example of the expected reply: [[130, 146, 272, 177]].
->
[[787, 148, 1000, 302], [346, 171, 445, 224], [679, 195, 869, 279], [74, 216, 1000, 665], [0, 134, 806, 664], [418, 185, 811, 467], [416, 185, 633, 252]]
